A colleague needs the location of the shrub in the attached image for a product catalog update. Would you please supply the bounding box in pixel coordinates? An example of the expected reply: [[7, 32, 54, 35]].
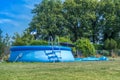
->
[[104, 38, 117, 50], [59, 37, 72, 43], [96, 50, 110, 56], [75, 38, 96, 57], [94, 44, 104, 50], [117, 50, 120, 56], [117, 43, 120, 49], [12, 39, 26, 46], [102, 50, 110, 56], [30, 40, 47, 45], [116, 39, 120, 49]]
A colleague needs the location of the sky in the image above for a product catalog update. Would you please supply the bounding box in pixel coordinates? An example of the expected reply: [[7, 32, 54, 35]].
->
[[0, 0, 42, 37]]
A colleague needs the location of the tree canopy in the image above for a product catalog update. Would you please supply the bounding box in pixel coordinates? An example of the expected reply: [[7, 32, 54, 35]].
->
[[14, 0, 119, 45], [26, 0, 120, 43]]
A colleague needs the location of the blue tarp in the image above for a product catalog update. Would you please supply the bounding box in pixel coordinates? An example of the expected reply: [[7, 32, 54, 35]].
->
[[75, 56, 109, 61]]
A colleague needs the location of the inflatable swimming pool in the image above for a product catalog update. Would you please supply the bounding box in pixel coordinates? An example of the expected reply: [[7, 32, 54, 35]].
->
[[9, 46, 75, 62]]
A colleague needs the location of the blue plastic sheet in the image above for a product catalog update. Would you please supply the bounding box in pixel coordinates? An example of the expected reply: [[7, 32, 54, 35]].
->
[[75, 56, 109, 61]]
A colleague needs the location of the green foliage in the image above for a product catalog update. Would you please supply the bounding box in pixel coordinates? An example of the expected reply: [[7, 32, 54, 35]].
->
[[29, 0, 67, 40], [100, 0, 120, 41], [0, 29, 10, 60], [30, 40, 47, 45], [12, 31, 34, 46], [117, 43, 120, 49], [116, 39, 120, 49], [12, 39, 26, 46], [63, 0, 100, 42], [0, 29, 4, 57], [117, 50, 120, 56], [12, 0, 120, 45], [75, 38, 95, 57], [72, 47, 77, 56], [12, 32, 48, 46], [28, 0, 120, 43], [59, 36, 72, 43], [12, 33, 27, 46], [102, 50, 110, 56], [94, 44, 103, 50], [104, 38, 117, 50]]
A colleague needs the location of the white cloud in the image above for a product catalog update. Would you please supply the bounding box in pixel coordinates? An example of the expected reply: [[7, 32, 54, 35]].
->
[[24, 4, 34, 9], [0, 12, 15, 18], [23, 0, 41, 4], [0, 19, 19, 27], [23, 0, 41, 9], [0, 12, 31, 21], [18, 14, 32, 20], [0, 19, 12, 24]]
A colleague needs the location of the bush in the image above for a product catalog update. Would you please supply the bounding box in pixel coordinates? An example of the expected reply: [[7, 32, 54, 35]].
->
[[104, 38, 117, 50], [102, 50, 110, 56], [30, 40, 47, 45], [117, 50, 120, 56], [116, 39, 120, 49], [117, 43, 120, 49], [12, 39, 26, 46], [59, 37, 72, 43], [94, 44, 103, 50], [75, 38, 96, 57], [96, 50, 110, 56]]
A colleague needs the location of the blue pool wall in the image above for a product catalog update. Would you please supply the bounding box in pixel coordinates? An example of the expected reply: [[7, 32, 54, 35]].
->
[[9, 46, 75, 62]]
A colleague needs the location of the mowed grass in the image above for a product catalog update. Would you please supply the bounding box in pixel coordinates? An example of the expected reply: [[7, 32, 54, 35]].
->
[[0, 59, 120, 80]]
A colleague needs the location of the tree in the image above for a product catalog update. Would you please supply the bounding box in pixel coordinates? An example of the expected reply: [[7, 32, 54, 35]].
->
[[25, 0, 120, 43], [63, 0, 104, 43], [104, 38, 117, 57], [29, 0, 67, 40], [0, 29, 10, 60], [99, 0, 120, 41], [12, 33, 25, 46], [12, 31, 34, 46], [0, 29, 4, 57], [104, 38, 117, 50]]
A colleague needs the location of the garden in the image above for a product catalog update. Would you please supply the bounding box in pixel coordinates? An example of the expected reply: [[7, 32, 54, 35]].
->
[[0, 0, 120, 79]]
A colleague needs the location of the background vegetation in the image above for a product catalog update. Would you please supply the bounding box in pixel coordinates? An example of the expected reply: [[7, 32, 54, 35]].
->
[[13, 0, 119, 48], [1, 0, 120, 59], [0, 29, 10, 61], [27, 0, 120, 43]]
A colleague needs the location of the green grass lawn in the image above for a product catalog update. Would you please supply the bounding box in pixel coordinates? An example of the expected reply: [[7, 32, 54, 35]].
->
[[0, 58, 120, 80]]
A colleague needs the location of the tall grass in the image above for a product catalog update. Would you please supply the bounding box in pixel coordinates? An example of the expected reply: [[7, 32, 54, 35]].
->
[[0, 60, 120, 80]]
